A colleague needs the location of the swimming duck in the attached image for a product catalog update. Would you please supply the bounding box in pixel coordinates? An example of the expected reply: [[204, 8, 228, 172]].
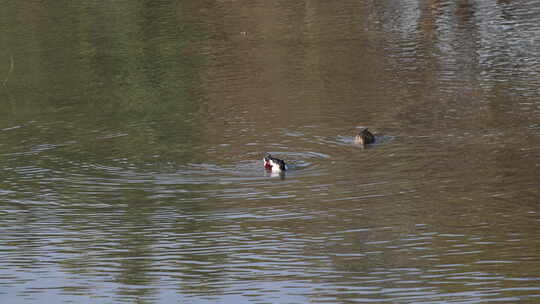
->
[[354, 128, 375, 145], [263, 154, 288, 172]]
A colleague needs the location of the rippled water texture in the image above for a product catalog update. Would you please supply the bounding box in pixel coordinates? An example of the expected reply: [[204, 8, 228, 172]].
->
[[1, 1, 540, 303]]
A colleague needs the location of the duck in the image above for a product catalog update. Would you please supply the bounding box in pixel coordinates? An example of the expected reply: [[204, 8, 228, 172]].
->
[[354, 128, 375, 145], [263, 154, 288, 172]]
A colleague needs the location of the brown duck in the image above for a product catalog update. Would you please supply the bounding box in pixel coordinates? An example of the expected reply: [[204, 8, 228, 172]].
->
[[354, 128, 375, 145]]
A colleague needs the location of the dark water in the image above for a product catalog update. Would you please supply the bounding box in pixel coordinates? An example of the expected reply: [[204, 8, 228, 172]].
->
[[1, 1, 540, 303]]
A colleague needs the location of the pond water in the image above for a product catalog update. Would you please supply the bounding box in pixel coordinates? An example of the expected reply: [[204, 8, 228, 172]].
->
[[1, 1, 540, 303]]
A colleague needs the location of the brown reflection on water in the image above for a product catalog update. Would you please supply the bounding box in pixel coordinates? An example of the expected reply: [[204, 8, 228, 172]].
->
[[189, 0, 390, 133]]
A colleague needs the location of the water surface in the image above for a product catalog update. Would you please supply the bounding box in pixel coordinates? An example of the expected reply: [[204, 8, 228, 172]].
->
[[1, 1, 540, 303]]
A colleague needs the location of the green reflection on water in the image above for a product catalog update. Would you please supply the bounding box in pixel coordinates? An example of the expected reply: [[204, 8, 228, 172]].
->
[[0, 1, 217, 168]]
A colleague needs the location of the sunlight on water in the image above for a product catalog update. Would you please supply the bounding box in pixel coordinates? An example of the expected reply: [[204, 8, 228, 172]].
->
[[1, 0, 540, 303]]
